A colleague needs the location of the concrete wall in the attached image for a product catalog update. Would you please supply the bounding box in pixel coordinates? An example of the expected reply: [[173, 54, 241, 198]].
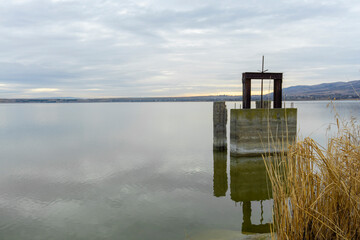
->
[[230, 108, 297, 156], [213, 102, 227, 150]]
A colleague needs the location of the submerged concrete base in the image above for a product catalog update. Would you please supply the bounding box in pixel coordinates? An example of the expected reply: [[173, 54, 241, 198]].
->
[[230, 108, 297, 156]]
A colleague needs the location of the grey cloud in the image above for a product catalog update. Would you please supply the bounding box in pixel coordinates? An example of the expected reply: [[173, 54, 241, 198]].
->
[[0, 0, 359, 97], [0, 62, 77, 84]]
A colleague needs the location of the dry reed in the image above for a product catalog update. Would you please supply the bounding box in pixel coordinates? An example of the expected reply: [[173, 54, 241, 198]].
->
[[265, 117, 360, 239]]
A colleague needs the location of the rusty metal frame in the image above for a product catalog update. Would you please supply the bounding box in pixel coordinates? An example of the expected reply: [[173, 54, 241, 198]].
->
[[242, 72, 283, 109]]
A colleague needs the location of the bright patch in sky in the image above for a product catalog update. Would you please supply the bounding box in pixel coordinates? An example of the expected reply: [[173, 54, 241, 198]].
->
[[29, 88, 60, 93]]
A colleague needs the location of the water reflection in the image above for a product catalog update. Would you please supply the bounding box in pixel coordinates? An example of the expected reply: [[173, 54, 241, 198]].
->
[[230, 156, 271, 234], [0, 101, 356, 239], [213, 151, 227, 197], [212, 153, 272, 234], [242, 201, 271, 234], [230, 156, 271, 203]]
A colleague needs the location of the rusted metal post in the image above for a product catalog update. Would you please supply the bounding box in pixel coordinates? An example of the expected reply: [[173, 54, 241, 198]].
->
[[242, 77, 251, 109], [260, 56, 264, 108], [273, 79, 282, 108]]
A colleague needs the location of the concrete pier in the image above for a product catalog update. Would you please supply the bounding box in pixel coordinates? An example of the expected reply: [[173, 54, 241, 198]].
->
[[230, 108, 297, 156], [213, 102, 227, 150]]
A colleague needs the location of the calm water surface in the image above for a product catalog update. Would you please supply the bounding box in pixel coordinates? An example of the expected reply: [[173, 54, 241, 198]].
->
[[0, 101, 359, 239]]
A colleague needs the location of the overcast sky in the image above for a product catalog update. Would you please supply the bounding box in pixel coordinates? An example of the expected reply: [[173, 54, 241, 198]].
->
[[0, 0, 359, 98]]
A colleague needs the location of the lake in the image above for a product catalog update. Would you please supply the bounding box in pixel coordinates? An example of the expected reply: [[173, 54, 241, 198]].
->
[[0, 101, 359, 239]]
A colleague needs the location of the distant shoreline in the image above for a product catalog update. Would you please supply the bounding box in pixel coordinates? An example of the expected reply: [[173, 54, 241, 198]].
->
[[0, 96, 359, 104], [2, 80, 359, 103]]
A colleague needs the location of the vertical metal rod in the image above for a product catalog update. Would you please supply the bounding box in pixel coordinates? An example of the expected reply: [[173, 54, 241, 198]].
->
[[260, 56, 264, 108]]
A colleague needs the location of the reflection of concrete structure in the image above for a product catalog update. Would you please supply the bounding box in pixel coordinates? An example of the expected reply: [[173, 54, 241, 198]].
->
[[230, 71, 297, 156], [213, 102, 227, 150], [230, 108, 297, 156], [230, 156, 271, 202], [213, 151, 227, 197], [230, 156, 271, 234], [242, 201, 271, 234], [211, 147, 273, 233]]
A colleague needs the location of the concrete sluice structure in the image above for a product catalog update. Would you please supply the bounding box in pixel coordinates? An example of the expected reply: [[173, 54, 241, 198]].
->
[[211, 69, 298, 235], [230, 108, 297, 156], [231, 71, 298, 156]]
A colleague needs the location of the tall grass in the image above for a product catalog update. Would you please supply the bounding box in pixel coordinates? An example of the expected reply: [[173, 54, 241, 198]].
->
[[265, 117, 360, 239]]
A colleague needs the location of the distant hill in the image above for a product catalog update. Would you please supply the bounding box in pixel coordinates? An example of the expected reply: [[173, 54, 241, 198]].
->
[[266, 80, 360, 100]]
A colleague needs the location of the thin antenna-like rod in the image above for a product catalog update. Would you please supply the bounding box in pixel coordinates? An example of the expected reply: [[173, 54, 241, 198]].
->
[[261, 56, 264, 108]]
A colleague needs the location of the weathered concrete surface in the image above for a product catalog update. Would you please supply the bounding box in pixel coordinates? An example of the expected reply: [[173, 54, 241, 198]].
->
[[230, 108, 297, 156], [213, 102, 228, 150]]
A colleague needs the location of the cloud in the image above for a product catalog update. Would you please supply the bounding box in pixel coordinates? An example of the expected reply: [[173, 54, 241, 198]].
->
[[0, 0, 359, 97]]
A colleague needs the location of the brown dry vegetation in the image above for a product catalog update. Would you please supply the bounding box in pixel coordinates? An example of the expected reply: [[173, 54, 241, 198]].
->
[[265, 117, 360, 239]]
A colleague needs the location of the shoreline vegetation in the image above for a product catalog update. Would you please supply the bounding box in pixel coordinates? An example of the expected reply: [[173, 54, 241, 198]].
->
[[265, 115, 360, 239]]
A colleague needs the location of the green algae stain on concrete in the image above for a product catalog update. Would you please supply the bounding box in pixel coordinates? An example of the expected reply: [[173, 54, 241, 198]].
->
[[230, 108, 297, 156], [231, 108, 297, 122]]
